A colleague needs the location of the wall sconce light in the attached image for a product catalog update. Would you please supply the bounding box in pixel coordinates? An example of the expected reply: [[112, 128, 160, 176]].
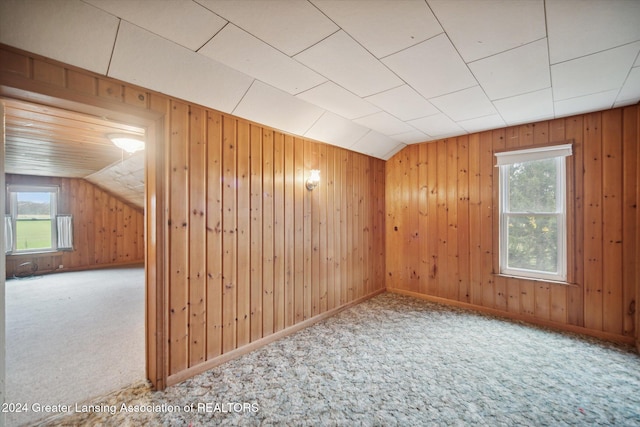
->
[[306, 169, 320, 191], [108, 133, 145, 154]]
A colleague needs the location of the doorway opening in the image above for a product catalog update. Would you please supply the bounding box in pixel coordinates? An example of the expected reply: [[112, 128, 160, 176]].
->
[[2, 94, 158, 425]]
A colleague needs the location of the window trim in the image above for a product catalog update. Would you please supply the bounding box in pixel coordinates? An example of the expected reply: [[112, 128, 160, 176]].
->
[[496, 144, 572, 282], [7, 184, 59, 254]]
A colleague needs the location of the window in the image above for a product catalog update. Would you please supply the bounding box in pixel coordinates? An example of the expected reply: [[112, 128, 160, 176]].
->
[[7, 185, 58, 253], [496, 144, 572, 282]]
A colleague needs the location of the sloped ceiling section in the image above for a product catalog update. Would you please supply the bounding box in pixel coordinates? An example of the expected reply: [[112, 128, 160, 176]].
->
[[1, 0, 640, 160]]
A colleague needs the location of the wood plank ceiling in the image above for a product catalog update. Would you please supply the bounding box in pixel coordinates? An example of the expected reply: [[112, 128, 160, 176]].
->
[[3, 98, 145, 209]]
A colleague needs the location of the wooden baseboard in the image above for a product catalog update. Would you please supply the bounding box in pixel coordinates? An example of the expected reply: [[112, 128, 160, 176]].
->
[[166, 287, 386, 386], [387, 288, 637, 347]]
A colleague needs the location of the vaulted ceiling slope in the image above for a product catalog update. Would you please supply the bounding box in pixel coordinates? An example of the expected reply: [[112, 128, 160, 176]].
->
[[1, 0, 639, 160]]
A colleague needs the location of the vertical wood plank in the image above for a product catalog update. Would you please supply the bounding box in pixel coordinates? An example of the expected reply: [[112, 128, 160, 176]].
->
[[436, 140, 448, 298], [273, 132, 286, 331], [601, 109, 623, 334], [262, 130, 275, 334], [622, 106, 638, 337], [426, 142, 439, 296], [457, 136, 470, 302], [318, 144, 329, 311], [188, 105, 206, 367], [236, 121, 251, 347], [418, 143, 429, 295], [468, 134, 482, 305], [168, 101, 189, 374], [583, 113, 604, 331], [294, 138, 305, 323], [206, 111, 223, 359], [479, 131, 495, 308], [249, 125, 263, 342], [326, 146, 336, 310], [221, 115, 238, 353], [284, 135, 295, 326]]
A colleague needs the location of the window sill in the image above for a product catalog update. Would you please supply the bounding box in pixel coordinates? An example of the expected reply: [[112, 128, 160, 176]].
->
[[7, 250, 65, 257], [494, 273, 578, 287]]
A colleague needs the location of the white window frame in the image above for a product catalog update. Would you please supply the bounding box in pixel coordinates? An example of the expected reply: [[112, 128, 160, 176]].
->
[[7, 185, 59, 254], [496, 144, 572, 282]]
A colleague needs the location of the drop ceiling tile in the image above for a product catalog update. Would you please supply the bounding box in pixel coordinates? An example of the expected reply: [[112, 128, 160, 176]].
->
[[383, 34, 477, 99], [296, 82, 380, 119], [0, 0, 119, 74], [458, 114, 507, 134], [295, 31, 404, 97], [469, 39, 550, 100], [353, 112, 415, 136], [233, 81, 324, 136], [429, 86, 496, 122], [551, 42, 640, 101], [199, 25, 326, 95], [109, 22, 253, 114], [407, 114, 465, 139], [350, 131, 405, 159], [554, 90, 618, 118], [196, 0, 337, 56], [365, 85, 439, 121], [389, 129, 430, 145], [493, 88, 554, 125], [311, 0, 442, 58], [84, 0, 226, 51], [616, 67, 640, 105], [546, 0, 640, 64], [428, 0, 545, 62], [304, 112, 370, 149]]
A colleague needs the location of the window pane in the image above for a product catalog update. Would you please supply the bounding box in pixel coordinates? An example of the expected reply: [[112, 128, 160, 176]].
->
[[507, 215, 558, 273], [15, 192, 53, 250], [508, 158, 557, 212]]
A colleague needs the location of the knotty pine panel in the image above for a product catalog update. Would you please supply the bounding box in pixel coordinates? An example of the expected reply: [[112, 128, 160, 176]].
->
[[164, 101, 386, 377], [385, 106, 639, 342], [5, 174, 144, 278]]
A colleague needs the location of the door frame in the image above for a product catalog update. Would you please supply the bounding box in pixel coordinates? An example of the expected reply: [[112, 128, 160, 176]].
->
[[0, 46, 169, 392]]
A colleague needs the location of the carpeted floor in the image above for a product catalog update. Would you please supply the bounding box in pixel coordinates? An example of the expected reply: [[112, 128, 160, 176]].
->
[[35, 292, 640, 426], [6, 266, 146, 427]]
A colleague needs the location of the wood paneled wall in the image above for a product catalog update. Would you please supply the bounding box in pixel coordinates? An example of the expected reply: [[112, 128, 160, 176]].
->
[[5, 174, 144, 277], [165, 101, 386, 380], [0, 45, 386, 386], [386, 107, 639, 342]]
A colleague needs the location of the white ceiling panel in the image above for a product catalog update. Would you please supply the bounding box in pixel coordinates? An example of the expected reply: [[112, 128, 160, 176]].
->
[[109, 22, 253, 114], [354, 111, 416, 136], [551, 42, 640, 101], [383, 34, 477, 99], [350, 131, 406, 159], [295, 31, 404, 97], [469, 39, 551, 101], [304, 112, 370, 149], [199, 24, 326, 95], [616, 67, 640, 105], [365, 86, 439, 121], [493, 88, 554, 125], [233, 81, 325, 136], [196, 0, 338, 56], [546, 0, 640, 64], [296, 82, 380, 120], [430, 86, 496, 122], [311, 0, 442, 58], [84, 0, 226, 51], [458, 114, 507, 134], [408, 114, 465, 139], [428, 0, 545, 62], [0, 0, 119, 74], [555, 90, 618, 117], [389, 129, 430, 145]]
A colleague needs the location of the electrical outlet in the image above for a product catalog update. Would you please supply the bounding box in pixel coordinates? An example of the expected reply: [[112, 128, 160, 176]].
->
[[59, 264, 64, 269]]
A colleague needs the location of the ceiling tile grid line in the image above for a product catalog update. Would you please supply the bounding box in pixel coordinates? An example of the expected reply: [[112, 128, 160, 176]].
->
[[2, 0, 640, 160]]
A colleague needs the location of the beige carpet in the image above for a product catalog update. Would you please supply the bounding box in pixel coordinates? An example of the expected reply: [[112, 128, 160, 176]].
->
[[5, 265, 145, 426], [39, 292, 640, 426]]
